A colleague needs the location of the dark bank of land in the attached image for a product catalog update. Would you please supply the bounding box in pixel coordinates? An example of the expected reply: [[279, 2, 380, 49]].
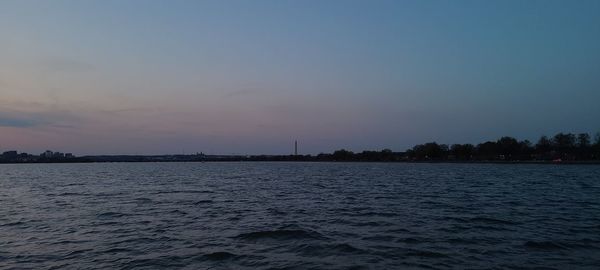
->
[[2, 132, 600, 164]]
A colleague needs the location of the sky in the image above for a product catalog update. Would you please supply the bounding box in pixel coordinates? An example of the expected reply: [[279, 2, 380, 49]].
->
[[1, 0, 599, 155]]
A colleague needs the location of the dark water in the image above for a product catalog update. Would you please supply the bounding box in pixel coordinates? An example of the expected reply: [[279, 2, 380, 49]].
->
[[1, 162, 600, 269]]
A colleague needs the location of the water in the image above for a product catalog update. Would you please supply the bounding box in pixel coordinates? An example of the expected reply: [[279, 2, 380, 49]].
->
[[1, 162, 600, 269]]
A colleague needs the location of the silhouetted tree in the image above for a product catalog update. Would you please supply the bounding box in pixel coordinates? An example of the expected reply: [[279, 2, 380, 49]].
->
[[593, 132, 600, 159], [450, 144, 474, 160], [402, 132, 598, 162], [553, 133, 576, 159], [535, 136, 553, 160], [475, 141, 499, 160], [575, 133, 592, 159], [379, 149, 395, 161], [408, 142, 447, 160], [357, 150, 391, 161], [497, 136, 521, 160], [316, 153, 332, 161], [518, 140, 534, 160], [578, 133, 591, 148], [332, 149, 354, 161]]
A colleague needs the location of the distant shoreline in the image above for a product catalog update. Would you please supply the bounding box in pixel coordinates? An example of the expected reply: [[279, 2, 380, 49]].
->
[[3, 132, 599, 164], [2, 159, 600, 165]]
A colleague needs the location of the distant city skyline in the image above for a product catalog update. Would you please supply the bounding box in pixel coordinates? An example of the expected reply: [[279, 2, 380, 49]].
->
[[1, 0, 600, 155]]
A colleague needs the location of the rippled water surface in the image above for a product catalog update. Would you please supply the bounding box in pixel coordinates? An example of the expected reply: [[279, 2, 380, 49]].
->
[[1, 162, 600, 269]]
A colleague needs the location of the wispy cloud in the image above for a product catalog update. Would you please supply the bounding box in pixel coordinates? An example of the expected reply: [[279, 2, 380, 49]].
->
[[0, 109, 80, 129], [0, 116, 40, 127], [221, 87, 268, 99], [99, 107, 164, 115], [40, 57, 96, 73]]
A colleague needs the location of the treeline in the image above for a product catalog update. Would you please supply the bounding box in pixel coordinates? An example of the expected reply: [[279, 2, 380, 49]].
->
[[406, 132, 600, 161], [301, 132, 600, 162], [3, 132, 598, 163], [311, 149, 400, 162]]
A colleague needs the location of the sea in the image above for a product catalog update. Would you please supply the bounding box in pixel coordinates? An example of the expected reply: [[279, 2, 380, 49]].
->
[[1, 162, 599, 269]]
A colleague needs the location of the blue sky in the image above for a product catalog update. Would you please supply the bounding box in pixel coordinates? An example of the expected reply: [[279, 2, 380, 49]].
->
[[1, 0, 599, 155]]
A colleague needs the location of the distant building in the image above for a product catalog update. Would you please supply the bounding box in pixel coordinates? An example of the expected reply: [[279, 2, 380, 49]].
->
[[2, 151, 18, 159], [41, 150, 54, 158]]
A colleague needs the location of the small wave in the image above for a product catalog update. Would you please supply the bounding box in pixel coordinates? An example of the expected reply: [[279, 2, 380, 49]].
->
[[0, 221, 24, 227], [63, 249, 92, 257], [194, 199, 213, 205], [267, 208, 287, 216], [406, 249, 449, 258], [58, 192, 86, 196], [562, 239, 600, 250], [385, 228, 411, 234], [396, 237, 425, 244], [348, 207, 371, 212], [102, 247, 134, 253], [202, 251, 237, 261], [326, 218, 353, 225], [95, 192, 126, 197], [438, 225, 470, 233], [96, 212, 129, 219], [234, 228, 326, 241], [472, 225, 514, 232], [349, 212, 398, 218], [362, 235, 395, 242], [292, 243, 366, 257], [123, 257, 187, 268], [154, 190, 214, 195], [346, 266, 370, 270], [354, 221, 395, 227], [170, 209, 188, 215], [133, 198, 153, 203], [328, 243, 364, 254], [195, 251, 266, 263], [113, 236, 175, 246], [54, 239, 89, 245], [524, 241, 568, 250], [203, 251, 237, 261], [445, 238, 477, 245], [469, 217, 517, 225]]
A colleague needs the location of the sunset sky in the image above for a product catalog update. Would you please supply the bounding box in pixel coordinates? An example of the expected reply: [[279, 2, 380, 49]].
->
[[1, 0, 599, 155]]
